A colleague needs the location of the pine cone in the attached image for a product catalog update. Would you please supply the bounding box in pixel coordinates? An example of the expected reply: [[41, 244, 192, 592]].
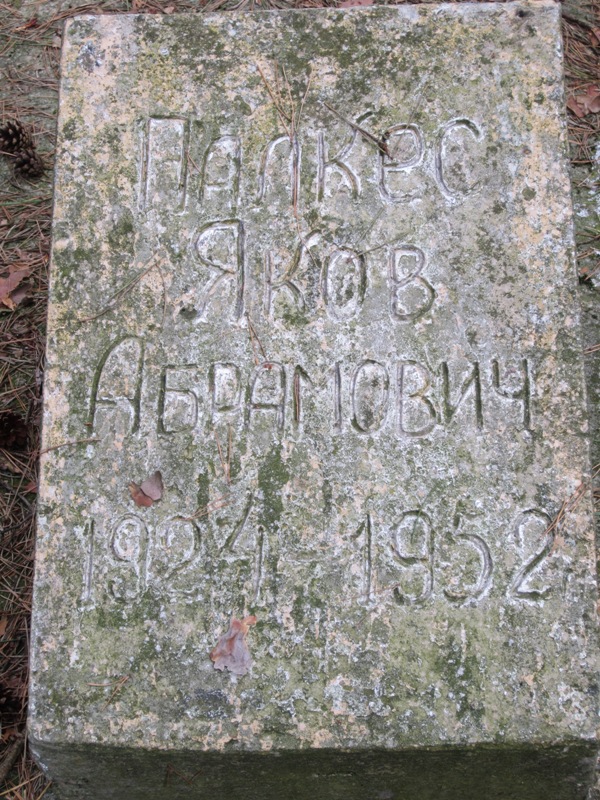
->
[[13, 148, 44, 179], [0, 119, 32, 154]]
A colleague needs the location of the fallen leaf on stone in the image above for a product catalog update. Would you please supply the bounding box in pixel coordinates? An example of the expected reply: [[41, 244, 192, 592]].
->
[[0, 268, 31, 309], [210, 615, 257, 676], [128, 470, 163, 507]]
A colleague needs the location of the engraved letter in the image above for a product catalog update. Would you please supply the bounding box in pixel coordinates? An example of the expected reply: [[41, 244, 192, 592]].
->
[[352, 514, 374, 605], [435, 118, 483, 200], [317, 121, 362, 203], [440, 361, 483, 429], [397, 360, 437, 437], [150, 518, 199, 585], [389, 246, 435, 322], [509, 509, 554, 601], [109, 515, 149, 601], [293, 366, 312, 427], [246, 362, 286, 433], [322, 248, 366, 321], [391, 511, 434, 604], [139, 117, 188, 212], [379, 124, 425, 203], [200, 135, 241, 209], [352, 360, 390, 433], [441, 514, 492, 603], [331, 361, 343, 434], [264, 231, 320, 318], [194, 220, 245, 321], [492, 359, 532, 431], [257, 135, 301, 209], [210, 362, 241, 418], [89, 336, 144, 436], [158, 366, 199, 434]]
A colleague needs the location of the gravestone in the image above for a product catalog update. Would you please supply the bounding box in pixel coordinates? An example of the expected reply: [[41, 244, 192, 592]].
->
[[29, 4, 599, 798]]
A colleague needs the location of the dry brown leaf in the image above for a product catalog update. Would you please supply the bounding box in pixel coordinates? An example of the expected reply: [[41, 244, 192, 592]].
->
[[0, 268, 31, 309], [128, 482, 154, 507], [128, 470, 163, 507], [0, 727, 19, 742], [567, 86, 600, 118], [210, 616, 257, 676], [339, 0, 374, 5], [140, 470, 163, 501], [567, 95, 586, 118], [8, 286, 29, 308], [0, 616, 8, 637], [583, 86, 600, 113]]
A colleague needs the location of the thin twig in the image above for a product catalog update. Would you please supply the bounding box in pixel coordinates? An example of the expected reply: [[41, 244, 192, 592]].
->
[[322, 101, 390, 157], [39, 436, 98, 455], [214, 430, 230, 485], [257, 63, 291, 138], [88, 675, 131, 710], [543, 469, 598, 541], [77, 254, 164, 325], [180, 493, 232, 522], [245, 312, 267, 363], [0, 736, 24, 786]]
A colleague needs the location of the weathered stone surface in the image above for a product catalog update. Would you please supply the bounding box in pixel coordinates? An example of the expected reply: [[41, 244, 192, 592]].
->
[[30, 4, 599, 798]]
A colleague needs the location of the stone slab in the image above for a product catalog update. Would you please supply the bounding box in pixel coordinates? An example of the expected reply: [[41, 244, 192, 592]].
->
[[29, 4, 599, 798]]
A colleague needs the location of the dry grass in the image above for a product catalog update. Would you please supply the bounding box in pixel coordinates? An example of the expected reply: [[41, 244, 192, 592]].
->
[[0, 0, 598, 797]]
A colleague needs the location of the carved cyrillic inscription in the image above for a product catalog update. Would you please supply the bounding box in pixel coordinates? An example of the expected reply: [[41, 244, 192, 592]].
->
[[397, 361, 437, 437], [80, 490, 559, 610], [150, 518, 199, 591], [441, 361, 483, 429], [88, 345, 535, 440], [322, 248, 366, 321], [391, 511, 434, 605], [89, 336, 144, 436], [380, 124, 425, 203], [246, 362, 287, 432], [158, 366, 200, 433], [317, 116, 364, 202], [435, 119, 483, 199], [210, 362, 242, 419], [237, 234, 436, 323], [258, 135, 301, 208], [193, 220, 246, 321], [351, 360, 390, 433], [138, 112, 484, 211], [492, 358, 532, 431], [109, 515, 149, 601], [140, 117, 188, 212], [440, 514, 493, 602], [508, 509, 555, 600], [201, 135, 241, 210], [389, 246, 435, 322]]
